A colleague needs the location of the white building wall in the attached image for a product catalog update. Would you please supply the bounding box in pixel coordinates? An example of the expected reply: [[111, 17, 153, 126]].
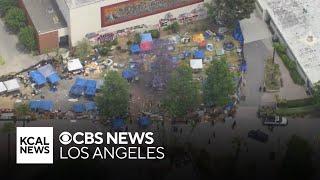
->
[[68, 1, 206, 46]]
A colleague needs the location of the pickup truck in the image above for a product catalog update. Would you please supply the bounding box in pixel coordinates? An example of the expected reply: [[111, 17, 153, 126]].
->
[[263, 116, 288, 126]]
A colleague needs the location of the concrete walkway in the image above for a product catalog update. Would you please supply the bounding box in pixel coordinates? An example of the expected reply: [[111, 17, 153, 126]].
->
[[0, 19, 40, 76]]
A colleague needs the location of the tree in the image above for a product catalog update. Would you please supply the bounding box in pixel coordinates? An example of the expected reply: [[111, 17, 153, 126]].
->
[[1, 123, 15, 167], [96, 71, 130, 119], [205, 0, 255, 28], [164, 63, 200, 118], [4, 7, 26, 33], [312, 82, 320, 108], [0, 0, 17, 17], [280, 135, 314, 180], [18, 26, 36, 51], [74, 39, 93, 61], [204, 58, 236, 107]]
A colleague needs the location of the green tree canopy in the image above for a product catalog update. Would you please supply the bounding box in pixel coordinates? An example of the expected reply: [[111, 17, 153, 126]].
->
[[4, 7, 26, 33], [18, 26, 36, 51], [96, 71, 130, 119], [164, 63, 200, 118], [205, 0, 255, 28], [281, 135, 314, 180], [204, 58, 236, 107], [312, 82, 320, 108], [0, 0, 17, 16], [74, 39, 93, 61]]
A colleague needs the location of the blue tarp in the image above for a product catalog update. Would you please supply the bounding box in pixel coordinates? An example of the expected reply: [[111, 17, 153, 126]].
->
[[72, 103, 85, 113], [29, 100, 54, 111], [138, 116, 151, 127], [130, 44, 140, 53], [85, 102, 97, 111], [112, 118, 125, 130], [240, 63, 248, 73], [225, 102, 234, 111], [233, 22, 244, 45], [140, 33, 153, 42], [47, 73, 61, 84], [85, 80, 97, 96], [69, 78, 87, 96], [122, 69, 138, 80], [194, 50, 205, 59], [30, 71, 46, 86]]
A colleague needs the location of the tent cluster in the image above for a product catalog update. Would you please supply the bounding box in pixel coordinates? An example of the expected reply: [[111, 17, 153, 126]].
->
[[29, 64, 61, 86], [69, 78, 97, 97], [0, 79, 20, 93], [29, 100, 54, 112], [72, 101, 97, 113]]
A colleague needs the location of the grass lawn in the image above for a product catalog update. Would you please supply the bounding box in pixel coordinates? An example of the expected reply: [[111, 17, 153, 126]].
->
[[0, 55, 5, 66]]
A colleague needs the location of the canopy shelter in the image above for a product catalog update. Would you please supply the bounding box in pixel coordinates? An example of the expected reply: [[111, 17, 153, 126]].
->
[[69, 78, 87, 97], [194, 50, 205, 59], [72, 103, 85, 113], [233, 22, 244, 45], [140, 41, 153, 52], [38, 64, 55, 78], [140, 33, 153, 42], [47, 73, 61, 84], [112, 118, 125, 130], [122, 69, 138, 80], [4, 79, 20, 92], [0, 82, 7, 93], [85, 80, 97, 96], [84, 101, 97, 111], [130, 44, 140, 54], [138, 116, 151, 127], [29, 100, 54, 112], [30, 70, 46, 86], [190, 59, 203, 70], [67, 59, 83, 72]]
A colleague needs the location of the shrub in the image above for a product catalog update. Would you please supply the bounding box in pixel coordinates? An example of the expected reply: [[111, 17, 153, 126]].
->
[[0, 0, 17, 17], [134, 33, 141, 44], [148, 29, 160, 38], [18, 26, 36, 51], [5, 7, 26, 33]]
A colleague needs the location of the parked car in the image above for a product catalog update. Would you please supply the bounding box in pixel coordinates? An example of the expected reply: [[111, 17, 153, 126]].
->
[[263, 116, 288, 126], [248, 130, 268, 143]]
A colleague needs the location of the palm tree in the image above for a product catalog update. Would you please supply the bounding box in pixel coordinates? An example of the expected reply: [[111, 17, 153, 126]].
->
[[1, 122, 16, 166]]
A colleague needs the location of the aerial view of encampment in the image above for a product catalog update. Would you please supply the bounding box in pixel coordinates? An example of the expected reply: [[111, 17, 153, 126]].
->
[[0, 0, 320, 180]]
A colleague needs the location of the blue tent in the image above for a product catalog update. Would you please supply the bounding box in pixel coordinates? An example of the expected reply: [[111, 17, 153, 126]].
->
[[47, 73, 61, 84], [69, 78, 87, 96], [140, 33, 153, 42], [194, 50, 205, 59], [29, 100, 54, 112], [29, 71, 46, 86], [138, 116, 151, 127], [122, 69, 137, 80], [85, 102, 97, 111], [130, 44, 140, 53], [240, 63, 248, 73], [72, 103, 85, 113], [224, 102, 234, 111], [233, 22, 244, 45], [85, 80, 97, 96], [112, 118, 125, 130]]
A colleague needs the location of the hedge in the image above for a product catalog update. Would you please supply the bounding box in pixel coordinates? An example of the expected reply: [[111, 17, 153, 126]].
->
[[274, 43, 305, 85], [276, 105, 316, 116], [277, 98, 314, 108]]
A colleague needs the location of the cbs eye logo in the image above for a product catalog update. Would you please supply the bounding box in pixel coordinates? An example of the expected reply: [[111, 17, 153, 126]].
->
[[59, 132, 72, 145]]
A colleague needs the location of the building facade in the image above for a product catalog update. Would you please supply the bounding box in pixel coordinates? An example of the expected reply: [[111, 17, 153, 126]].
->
[[21, 0, 208, 53]]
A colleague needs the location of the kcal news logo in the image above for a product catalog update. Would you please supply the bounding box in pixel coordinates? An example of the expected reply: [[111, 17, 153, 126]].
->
[[16, 127, 53, 164]]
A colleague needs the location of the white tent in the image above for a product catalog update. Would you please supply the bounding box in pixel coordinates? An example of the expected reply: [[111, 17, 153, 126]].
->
[[67, 59, 83, 72], [3, 79, 20, 92], [190, 59, 203, 70], [0, 82, 7, 93]]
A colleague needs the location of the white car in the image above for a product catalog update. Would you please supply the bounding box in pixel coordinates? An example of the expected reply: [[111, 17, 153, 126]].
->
[[263, 116, 288, 126]]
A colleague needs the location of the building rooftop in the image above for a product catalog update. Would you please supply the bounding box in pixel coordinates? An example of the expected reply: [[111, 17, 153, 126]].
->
[[63, 0, 104, 9], [259, 0, 320, 84], [23, 0, 67, 34]]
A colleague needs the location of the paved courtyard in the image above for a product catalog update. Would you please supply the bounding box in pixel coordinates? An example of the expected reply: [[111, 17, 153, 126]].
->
[[0, 19, 40, 76]]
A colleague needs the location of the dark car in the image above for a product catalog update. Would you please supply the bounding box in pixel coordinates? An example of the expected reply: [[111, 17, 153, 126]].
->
[[248, 130, 269, 143]]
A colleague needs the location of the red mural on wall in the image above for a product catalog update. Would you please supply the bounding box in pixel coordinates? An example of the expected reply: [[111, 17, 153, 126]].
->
[[100, 0, 204, 27]]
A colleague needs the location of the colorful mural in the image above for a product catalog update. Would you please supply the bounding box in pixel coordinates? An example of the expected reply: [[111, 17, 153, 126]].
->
[[101, 0, 204, 27]]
